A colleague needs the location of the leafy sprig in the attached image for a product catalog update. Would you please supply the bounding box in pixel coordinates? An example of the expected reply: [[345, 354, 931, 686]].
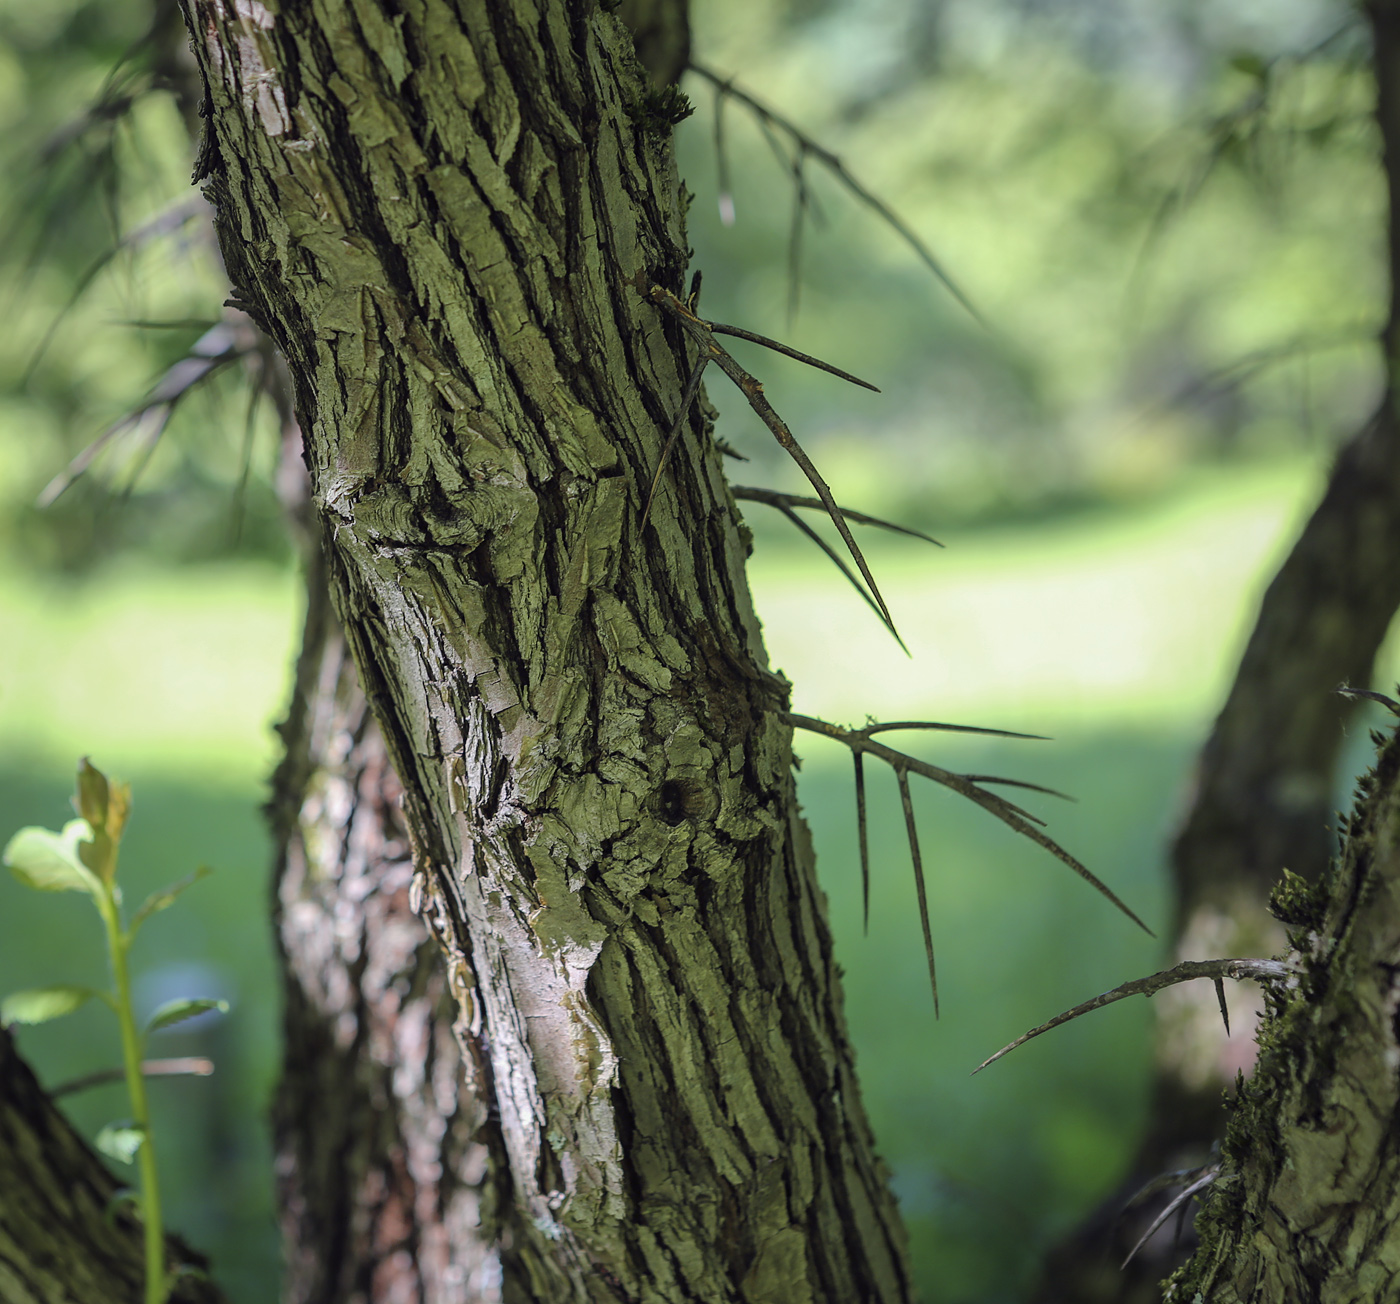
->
[[2, 759, 223, 1304]]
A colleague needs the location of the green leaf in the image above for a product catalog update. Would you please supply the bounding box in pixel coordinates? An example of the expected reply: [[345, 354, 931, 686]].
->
[[130, 865, 212, 933], [1, 985, 105, 1027], [145, 997, 228, 1036], [3, 821, 101, 894], [74, 758, 109, 828], [95, 1122, 145, 1165]]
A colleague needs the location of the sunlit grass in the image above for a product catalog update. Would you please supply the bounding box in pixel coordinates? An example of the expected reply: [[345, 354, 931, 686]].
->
[[751, 453, 1392, 730], [0, 455, 1360, 783], [0, 561, 299, 786]]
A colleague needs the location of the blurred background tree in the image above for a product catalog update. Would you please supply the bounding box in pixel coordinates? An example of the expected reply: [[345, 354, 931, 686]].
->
[[1, 0, 1396, 1300]]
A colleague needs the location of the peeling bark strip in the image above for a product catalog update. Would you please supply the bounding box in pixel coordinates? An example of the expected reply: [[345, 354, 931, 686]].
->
[[1170, 725, 1400, 1301], [0, 1029, 228, 1304], [267, 548, 503, 1303], [182, 3, 913, 1299]]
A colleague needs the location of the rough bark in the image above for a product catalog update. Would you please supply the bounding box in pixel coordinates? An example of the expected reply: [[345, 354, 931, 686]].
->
[[0, 1029, 229, 1304], [268, 543, 504, 1304], [1167, 719, 1400, 1300], [1032, 13, 1400, 1298], [183, 3, 912, 1301]]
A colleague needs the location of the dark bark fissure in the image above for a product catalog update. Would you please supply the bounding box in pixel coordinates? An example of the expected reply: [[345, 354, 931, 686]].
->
[[0, 1030, 230, 1304]]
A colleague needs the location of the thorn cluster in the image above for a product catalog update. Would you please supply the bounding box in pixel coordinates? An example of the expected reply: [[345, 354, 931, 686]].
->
[[787, 713, 1151, 1017]]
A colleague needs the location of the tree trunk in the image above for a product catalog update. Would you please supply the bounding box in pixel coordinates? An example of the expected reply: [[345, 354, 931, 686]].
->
[[1032, 13, 1400, 1298], [1168, 716, 1400, 1299], [182, 3, 912, 1299], [267, 542, 505, 1303], [0, 1029, 229, 1304]]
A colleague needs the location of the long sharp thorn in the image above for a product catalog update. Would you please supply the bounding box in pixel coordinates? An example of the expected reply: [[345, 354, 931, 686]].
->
[[1214, 977, 1230, 1036], [864, 720, 1047, 741], [709, 344, 898, 633], [973, 958, 1291, 1073], [641, 353, 709, 531], [855, 752, 870, 936], [637, 287, 899, 638], [959, 775, 1074, 801], [987, 811, 1151, 933], [731, 486, 941, 544], [708, 324, 880, 392], [1121, 1174, 1216, 1271], [784, 714, 1150, 924], [896, 768, 938, 1016], [776, 505, 909, 653]]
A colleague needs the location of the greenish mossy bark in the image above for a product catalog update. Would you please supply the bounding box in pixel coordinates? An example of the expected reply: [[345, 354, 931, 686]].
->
[[182, 2, 912, 1299], [0, 1029, 228, 1304], [1167, 721, 1400, 1300]]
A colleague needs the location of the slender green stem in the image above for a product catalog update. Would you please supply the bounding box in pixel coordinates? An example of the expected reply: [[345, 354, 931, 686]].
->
[[98, 888, 165, 1304]]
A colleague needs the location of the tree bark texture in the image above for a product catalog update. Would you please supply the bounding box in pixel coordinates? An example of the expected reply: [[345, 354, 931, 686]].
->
[[1033, 13, 1400, 1299], [268, 543, 504, 1304], [1167, 719, 1400, 1300], [0, 1029, 228, 1304], [183, 3, 912, 1301]]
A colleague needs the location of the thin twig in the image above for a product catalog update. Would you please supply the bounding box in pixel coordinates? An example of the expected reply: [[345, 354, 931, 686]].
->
[[50, 1057, 214, 1099], [788, 145, 807, 326], [689, 61, 985, 326], [974, 958, 1292, 1074], [731, 486, 940, 544], [1214, 976, 1231, 1036], [713, 85, 735, 225], [38, 320, 246, 506], [1337, 684, 1400, 716]]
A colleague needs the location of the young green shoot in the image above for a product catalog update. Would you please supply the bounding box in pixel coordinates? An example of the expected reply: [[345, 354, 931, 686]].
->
[[1, 759, 222, 1304]]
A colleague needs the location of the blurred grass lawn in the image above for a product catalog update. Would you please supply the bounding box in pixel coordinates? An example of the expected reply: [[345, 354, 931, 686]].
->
[[2, 454, 1394, 1303]]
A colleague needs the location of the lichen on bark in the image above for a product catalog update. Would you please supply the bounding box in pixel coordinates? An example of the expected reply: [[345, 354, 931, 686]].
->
[[181, 1, 912, 1299]]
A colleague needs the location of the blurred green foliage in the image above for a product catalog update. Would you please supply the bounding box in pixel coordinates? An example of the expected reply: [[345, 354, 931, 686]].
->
[[0, 0, 1393, 1302], [684, 0, 1379, 533]]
